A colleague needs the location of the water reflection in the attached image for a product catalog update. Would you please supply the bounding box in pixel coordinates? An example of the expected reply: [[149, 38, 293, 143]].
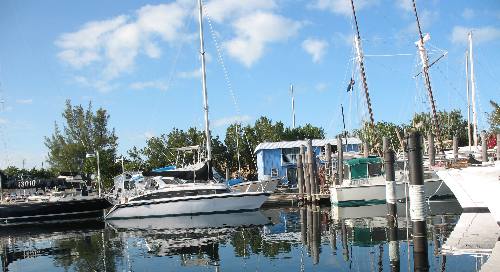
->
[[1, 199, 497, 271]]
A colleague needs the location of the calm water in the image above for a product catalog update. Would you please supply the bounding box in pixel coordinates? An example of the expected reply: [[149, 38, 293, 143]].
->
[[1, 199, 496, 271]]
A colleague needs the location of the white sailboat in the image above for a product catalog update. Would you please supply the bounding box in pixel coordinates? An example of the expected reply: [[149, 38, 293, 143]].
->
[[106, 0, 270, 220]]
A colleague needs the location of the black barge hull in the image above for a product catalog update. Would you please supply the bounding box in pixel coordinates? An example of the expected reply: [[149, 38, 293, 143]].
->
[[0, 198, 111, 225]]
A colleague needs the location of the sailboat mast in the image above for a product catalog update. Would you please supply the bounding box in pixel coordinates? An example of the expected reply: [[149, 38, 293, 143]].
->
[[465, 50, 471, 149], [291, 84, 296, 129], [197, 0, 212, 161], [350, 0, 375, 128], [412, 0, 443, 151], [468, 32, 478, 147]]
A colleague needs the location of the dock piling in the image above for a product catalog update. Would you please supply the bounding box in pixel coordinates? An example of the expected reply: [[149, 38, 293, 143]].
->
[[408, 131, 429, 272], [453, 136, 458, 161], [325, 143, 332, 186], [428, 133, 435, 166], [297, 154, 305, 201], [337, 136, 344, 185], [497, 134, 500, 161], [383, 136, 400, 271], [481, 132, 488, 162], [307, 139, 317, 203]]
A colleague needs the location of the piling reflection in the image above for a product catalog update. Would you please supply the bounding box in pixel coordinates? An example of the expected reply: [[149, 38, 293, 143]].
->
[[0, 200, 491, 272]]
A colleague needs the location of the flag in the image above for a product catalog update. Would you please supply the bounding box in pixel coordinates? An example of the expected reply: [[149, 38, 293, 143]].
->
[[346, 78, 355, 92]]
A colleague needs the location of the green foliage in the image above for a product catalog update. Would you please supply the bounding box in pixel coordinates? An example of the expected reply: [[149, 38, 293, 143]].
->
[[126, 127, 227, 172], [488, 100, 500, 133], [224, 116, 324, 179], [410, 110, 469, 147], [353, 121, 404, 154], [45, 100, 119, 188], [1, 166, 56, 179]]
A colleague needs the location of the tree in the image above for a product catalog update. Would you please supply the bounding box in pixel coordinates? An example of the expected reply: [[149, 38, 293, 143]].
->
[[410, 110, 469, 147], [127, 127, 227, 172], [353, 121, 404, 154], [45, 100, 119, 188], [224, 116, 325, 179], [487, 100, 500, 133]]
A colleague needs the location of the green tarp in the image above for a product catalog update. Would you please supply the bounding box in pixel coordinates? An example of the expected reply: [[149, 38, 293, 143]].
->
[[345, 157, 382, 179]]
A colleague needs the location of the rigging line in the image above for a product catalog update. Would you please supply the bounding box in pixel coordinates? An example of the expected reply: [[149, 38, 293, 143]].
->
[[364, 53, 413, 57]]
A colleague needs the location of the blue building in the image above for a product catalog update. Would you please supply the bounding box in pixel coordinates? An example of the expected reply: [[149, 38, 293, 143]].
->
[[254, 138, 362, 185]]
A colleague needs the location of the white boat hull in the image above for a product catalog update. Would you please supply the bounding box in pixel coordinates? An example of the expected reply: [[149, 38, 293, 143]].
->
[[436, 162, 500, 224], [330, 177, 453, 206], [106, 192, 270, 219]]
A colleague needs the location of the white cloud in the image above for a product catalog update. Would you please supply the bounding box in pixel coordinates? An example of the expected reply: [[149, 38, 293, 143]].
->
[[213, 115, 251, 127], [143, 131, 155, 139], [451, 26, 500, 45], [400, 9, 439, 37], [56, 1, 192, 83], [310, 0, 379, 16], [129, 80, 168, 91], [315, 82, 328, 92], [396, 0, 412, 12], [462, 8, 475, 20], [15, 99, 33, 105], [204, 0, 276, 23], [302, 38, 328, 63], [0, 118, 8, 124], [225, 12, 301, 67], [177, 68, 202, 79], [73, 75, 118, 92]]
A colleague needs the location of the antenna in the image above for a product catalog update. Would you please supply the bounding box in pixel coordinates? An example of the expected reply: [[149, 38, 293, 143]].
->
[[468, 31, 478, 147], [290, 84, 296, 129]]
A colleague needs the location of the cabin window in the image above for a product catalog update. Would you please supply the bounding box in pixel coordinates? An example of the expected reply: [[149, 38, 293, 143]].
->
[[271, 168, 279, 178], [281, 148, 300, 165]]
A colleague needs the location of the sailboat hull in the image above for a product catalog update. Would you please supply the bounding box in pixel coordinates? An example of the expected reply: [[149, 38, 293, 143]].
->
[[106, 192, 270, 219]]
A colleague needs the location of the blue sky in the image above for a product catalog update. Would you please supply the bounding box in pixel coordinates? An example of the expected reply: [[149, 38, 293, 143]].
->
[[0, 0, 499, 169]]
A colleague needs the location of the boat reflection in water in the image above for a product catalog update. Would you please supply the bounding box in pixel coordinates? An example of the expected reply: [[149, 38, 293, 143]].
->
[[0, 201, 493, 271]]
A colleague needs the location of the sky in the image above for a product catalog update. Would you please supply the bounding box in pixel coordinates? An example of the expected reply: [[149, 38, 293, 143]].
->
[[0, 0, 499, 169]]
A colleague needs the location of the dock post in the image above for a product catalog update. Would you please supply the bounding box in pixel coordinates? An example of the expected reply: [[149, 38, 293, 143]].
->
[[383, 137, 397, 218], [481, 131, 488, 162], [453, 136, 458, 161], [363, 142, 369, 157], [307, 139, 316, 203], [341, 219, 349, 261], [428, 133, 435, 166], [302, 145, 311, 202], [325, 143, 332, 186], [383, 136, 399, 271], [225, 167, 230, 181], [497, 134, 500, 161], [408, 131, 429, 272], [337, 136, 344, 185], [297, 154, 305, 201], [301, 145, 308, 192]]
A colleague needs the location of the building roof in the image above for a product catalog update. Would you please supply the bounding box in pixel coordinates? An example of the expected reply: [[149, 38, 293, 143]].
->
[[254, 138, 362, 153]]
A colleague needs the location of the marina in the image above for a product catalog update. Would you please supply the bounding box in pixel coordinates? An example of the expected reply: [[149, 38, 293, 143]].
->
[[0, 0, 499, 271]]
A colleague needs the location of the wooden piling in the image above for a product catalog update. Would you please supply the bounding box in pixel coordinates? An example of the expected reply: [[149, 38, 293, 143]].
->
[[337, 136, 344, 185], [428, 132, 435, 166], [325, 143, 332, 186], [225, 167, 230, 181], [383, 136, 399, 271], [408, 131, 429, 272], [453, 136, 458, 161], [302, 145, 311, 201], [497, 134, 500, 161], [307, 139, 316, 202], [311, 206, 320, 265], [297, 154, 305, 201], [481, 132, 488, 162]]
